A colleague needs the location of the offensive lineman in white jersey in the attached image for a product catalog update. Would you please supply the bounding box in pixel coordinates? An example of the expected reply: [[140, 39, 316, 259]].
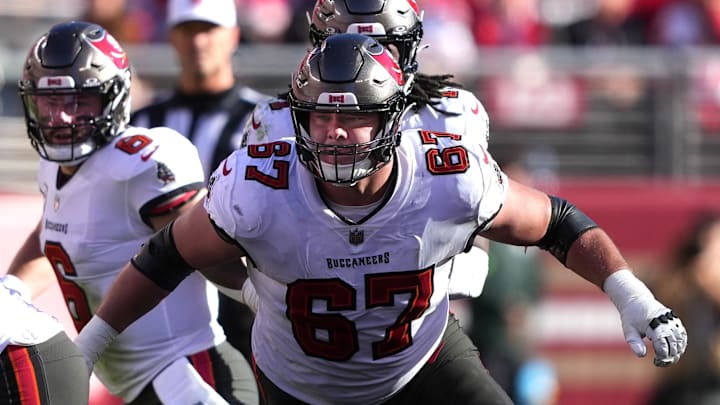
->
[[0, 275, 89, 404], [241, 0, 490, 302], [76, 34, 686, 404], [7, 21, 257, 404]]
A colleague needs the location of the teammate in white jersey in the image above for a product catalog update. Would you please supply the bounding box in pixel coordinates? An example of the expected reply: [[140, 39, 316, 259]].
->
[[241, 0, 490, 301], [0, 275, 89, 404], [7, 21, 256, 404], [76, 34, 686, 404]]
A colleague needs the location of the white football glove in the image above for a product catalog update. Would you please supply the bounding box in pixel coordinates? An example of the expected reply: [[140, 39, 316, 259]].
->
[[604, 269, 687, 367]]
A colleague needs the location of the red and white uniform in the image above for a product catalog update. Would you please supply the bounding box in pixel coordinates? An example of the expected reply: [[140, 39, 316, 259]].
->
[[0, 278, 63, 353], [241, 88, 491, 298], [37, 126, 223, 401], [206, 129, 507, 404]]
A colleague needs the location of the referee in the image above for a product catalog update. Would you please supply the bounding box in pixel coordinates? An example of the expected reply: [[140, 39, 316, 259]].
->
[[131, 0, 267, 378]]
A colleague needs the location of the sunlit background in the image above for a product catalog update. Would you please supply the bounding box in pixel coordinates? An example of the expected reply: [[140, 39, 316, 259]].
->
[[2, 1, 720, 404]]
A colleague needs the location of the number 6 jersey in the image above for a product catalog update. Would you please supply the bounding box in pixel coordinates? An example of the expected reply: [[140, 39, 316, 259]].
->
[[36, 126, 221, 401], [206, 129, 508, 404]]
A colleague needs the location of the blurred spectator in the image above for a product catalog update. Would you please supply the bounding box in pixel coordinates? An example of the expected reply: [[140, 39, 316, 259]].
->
[[551, 0, 652, 120], [468, 0, 549, 46], [482, 53, 585, 129], [237, 0, 293, 42], [554, 0, 650, 45], [81, 0, 164, 43], [418, 0, 479, 75], [649, 0, 714, 46], [647, 213, 720, 405], [467, 151, 558, 405]]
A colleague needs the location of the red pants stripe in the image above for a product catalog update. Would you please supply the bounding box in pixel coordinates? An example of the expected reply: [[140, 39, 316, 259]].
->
[[7, 345, 42, 405]]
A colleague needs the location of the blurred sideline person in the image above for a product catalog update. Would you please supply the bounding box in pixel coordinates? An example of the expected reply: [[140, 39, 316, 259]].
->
[[647, 213, 720, 405], [130, 0, 268, 363], [240, 0, 491, 310], [469, 153, 556, 403], [0, 275, 89, 405], [8, 21, 255, 404], [76, 34, 685, 404]]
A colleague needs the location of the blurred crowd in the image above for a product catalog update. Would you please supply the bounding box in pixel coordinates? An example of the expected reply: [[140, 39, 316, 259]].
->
[[75, 0, 720, 48]]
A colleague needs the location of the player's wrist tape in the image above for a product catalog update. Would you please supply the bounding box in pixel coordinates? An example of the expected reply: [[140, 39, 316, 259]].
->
[[603, 269, 654, 311], [215, 280, 259, 313], [74, 316, 119, 371], [1, 274, 31, 301]]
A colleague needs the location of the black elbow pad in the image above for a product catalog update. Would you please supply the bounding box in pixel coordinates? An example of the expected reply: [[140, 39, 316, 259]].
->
[[537, 195, 598, 265], [131, 221, 195, 291]]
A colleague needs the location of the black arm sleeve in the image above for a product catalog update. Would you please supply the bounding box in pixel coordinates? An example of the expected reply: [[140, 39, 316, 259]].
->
[[131, 221, 195, 291], [537, 195, 599, 265]]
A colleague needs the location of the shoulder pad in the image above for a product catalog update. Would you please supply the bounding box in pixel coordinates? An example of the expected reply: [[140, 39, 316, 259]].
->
[[102, 126, 203, 182], [241, 99, 294, 147], [205, 140, 297, 239]]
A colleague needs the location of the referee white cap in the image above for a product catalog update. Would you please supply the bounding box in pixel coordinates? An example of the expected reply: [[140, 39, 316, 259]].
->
[[167, 0, 238, 28]]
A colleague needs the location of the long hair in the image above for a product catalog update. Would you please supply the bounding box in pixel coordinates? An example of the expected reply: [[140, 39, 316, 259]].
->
[[407, 73, 465, 116]]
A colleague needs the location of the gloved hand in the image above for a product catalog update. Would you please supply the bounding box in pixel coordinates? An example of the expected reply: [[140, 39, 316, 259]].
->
[[604, 269, 688, 367]]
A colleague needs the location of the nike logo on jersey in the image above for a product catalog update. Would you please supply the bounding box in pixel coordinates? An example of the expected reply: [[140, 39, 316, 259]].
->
[[251, 113, 261, 130], [479, 145, 489, 164], [222, 159, 232, 176], [471, 101, 480, 115], [140, 145, 159, 161]]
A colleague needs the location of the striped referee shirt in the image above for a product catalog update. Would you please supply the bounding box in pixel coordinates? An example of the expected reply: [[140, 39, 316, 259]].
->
[[131, 83, 270, 180]]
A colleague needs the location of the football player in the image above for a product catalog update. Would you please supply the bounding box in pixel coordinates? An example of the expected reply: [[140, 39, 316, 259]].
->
[[0, 275, 89, 404], [7, 21, 257, 404], [77, 34, 686, 404], [240, 0, 491, 306]]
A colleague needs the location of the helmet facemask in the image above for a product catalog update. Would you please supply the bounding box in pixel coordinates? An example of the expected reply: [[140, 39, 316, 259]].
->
[[290, 34, 406, 186], [18, 21, 131, 165]]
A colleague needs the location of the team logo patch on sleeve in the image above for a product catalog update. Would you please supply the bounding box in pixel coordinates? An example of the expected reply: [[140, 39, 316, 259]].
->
[[156, 162, 176, 184]]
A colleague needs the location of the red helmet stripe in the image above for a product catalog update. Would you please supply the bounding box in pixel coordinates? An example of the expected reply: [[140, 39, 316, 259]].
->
[[371, 49, 404, 86]]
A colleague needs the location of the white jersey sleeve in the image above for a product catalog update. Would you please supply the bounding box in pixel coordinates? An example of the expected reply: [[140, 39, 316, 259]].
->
[[105, 126, 206, 213], [204, 133, 507, 404], [402, 87, 490, 149], [401, 89, 493, 298], [0, 277, 63, 353], [240, 98, 294, 147], [35, 126, 220, 402]]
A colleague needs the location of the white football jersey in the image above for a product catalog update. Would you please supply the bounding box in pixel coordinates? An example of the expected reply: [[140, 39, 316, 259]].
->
[[0, 278, 63, 353], [206, 129, 507, 404], [37, 126, 225, 401], [241, 88, 491, 298]]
